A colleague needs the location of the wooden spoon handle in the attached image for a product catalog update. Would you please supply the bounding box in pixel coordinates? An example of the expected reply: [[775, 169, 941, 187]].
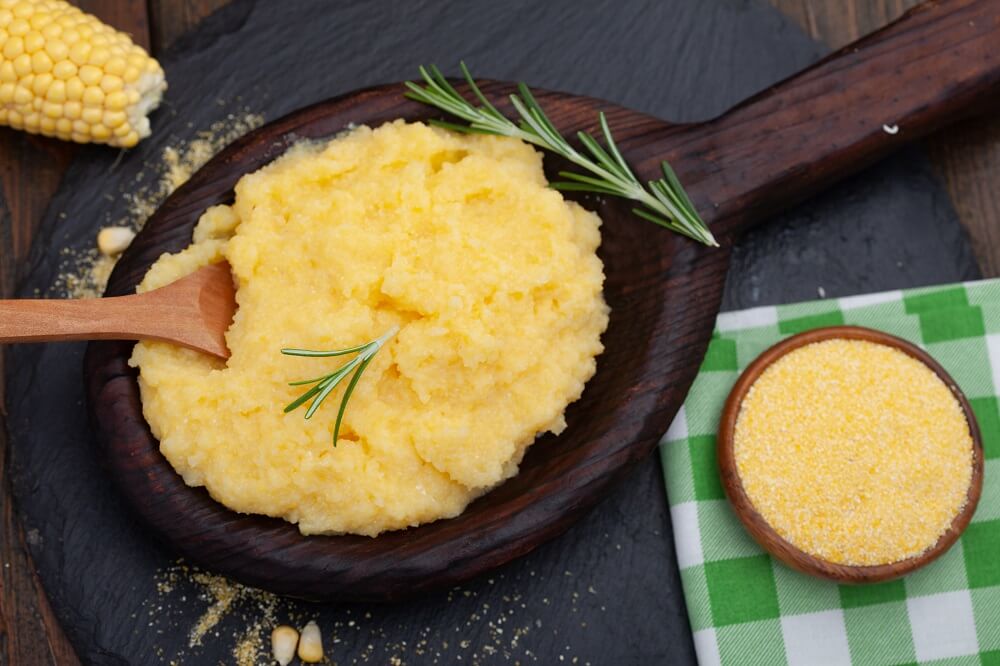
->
[[0, 295, 160, 344], [645, 0, 1000, 238]]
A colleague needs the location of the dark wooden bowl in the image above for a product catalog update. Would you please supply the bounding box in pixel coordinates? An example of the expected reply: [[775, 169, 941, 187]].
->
[[83, 2, 1000, 600], [717, 326, 985, 583]]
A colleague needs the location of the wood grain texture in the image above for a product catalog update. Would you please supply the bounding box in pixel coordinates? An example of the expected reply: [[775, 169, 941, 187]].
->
[[0, 3, 158, 665], [717, 326, 984, 583], [83, 1, 1000, 599], [148, 0, 230, 52], [770, 0, 1000, 277], [0, 261, 235, 358]]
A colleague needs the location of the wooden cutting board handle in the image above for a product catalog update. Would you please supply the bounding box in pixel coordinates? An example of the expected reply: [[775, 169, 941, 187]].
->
[[634, 0, 1000, 239]]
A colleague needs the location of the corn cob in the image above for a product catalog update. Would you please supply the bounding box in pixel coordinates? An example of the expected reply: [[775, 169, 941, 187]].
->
[[0, 0, 166, 148]]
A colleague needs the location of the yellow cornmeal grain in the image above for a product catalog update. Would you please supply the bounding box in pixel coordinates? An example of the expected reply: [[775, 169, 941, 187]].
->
[[130, 120, 609, 536], [734, 338, 973, 566]]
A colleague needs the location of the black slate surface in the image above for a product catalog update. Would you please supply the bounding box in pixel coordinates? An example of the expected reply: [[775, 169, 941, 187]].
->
[[3, 0, 979, 664]]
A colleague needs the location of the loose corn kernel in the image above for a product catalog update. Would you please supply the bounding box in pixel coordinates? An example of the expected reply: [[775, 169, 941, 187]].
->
[[270, 625, 299, 666], [297, 621, 324, 663], [0, 0, 165, 147], [734, 338, 974, 566], [96, 226, 134, 256]]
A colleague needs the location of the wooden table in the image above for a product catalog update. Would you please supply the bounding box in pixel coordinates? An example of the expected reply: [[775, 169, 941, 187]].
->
[[0, 1, 996, 663]]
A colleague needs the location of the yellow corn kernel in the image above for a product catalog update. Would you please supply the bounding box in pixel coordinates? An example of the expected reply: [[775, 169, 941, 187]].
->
[[0, 82, 12, 103], [52, 59, 74, 79], [39, 115, 54, 132], [8, 18, 28, 37], [90, 123, 110, 140], [98, 74, 121, 93], [64, 75, 81, 99], [23, 31, 42, 53], [55, 117, 71, 133], [11, 52, 29, 76], [67, 40, 89, 65], [103, 109, 125, 128], [30, 72, 51, 96], [77, 63, 100, 85], [104, 55, 124, 76], [87, 45, 109, 66], [104, 89, 125, 110], [46, 79, 65, 102], [0, 10, 13, 28], [11, 84, 29, 104], [12, 3, 33, 19], [2, 35, 22, 59], [63, 100, 79, 119], [40, 22, 61, 40], [80, 106, 101, 124], [42, 100, 61, 118], [81, 85, 101, 105], [0, 61, 13, 82], [30, 49, 51, 73], [45, 39, 68, 62]]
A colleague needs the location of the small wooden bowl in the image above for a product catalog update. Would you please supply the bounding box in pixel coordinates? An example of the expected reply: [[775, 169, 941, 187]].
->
[[717, 325, 984, 583]]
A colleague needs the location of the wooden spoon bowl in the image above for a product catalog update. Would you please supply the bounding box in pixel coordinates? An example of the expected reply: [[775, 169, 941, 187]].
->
[[83, 0, 999, 600], [717, 326, 985, 583]]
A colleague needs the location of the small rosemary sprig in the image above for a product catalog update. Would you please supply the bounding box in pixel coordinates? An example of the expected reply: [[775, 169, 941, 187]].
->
[[282, 326, 398, 446], [404, 62, 717, 247]]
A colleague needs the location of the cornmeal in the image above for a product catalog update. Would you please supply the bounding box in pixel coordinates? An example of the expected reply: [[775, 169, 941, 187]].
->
[[131, 121, 609, 536], [734, 338, 973, 565]]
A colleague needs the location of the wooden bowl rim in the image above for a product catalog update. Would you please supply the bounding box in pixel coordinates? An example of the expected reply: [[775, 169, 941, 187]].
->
[[717, 325, 985, 584]]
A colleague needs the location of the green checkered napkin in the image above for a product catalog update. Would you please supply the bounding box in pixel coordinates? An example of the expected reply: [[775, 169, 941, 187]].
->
[[659, 280, 1000, 666]]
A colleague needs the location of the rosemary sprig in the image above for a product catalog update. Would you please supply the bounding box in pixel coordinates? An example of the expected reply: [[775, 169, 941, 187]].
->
[[282, 326, 398, 446], [404, 62, 718, 247]]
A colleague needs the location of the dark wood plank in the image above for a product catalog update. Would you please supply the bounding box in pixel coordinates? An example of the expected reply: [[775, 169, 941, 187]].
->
[[0, 3, 150, 665], [769, 0, 1000, 277], [149, 0, 231, 52]]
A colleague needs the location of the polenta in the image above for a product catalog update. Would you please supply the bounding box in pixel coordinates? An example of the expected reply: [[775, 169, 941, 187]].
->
[[130, 120, 609, 536]]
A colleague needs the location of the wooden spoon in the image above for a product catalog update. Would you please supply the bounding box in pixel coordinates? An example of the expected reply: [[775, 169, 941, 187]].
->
[[0, 261, 235, 359], [83, 0, 1000, 601]]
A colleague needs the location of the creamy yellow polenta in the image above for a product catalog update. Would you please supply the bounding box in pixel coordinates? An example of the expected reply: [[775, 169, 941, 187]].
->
[[130, 120, 609, 536]]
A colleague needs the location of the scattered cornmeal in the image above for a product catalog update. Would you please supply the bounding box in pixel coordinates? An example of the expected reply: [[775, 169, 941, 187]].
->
[[734, 338, 974, 566]]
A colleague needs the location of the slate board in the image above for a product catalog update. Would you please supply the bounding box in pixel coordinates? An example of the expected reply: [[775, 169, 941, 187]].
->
[[3, 0, 980, 664]]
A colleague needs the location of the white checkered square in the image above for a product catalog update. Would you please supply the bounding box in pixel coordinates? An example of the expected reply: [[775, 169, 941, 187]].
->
[[693, 628, 722, 666], [670, 501, 702, 569], [664, 405, 687, 442], [907, 591, 979, 661], [716, 305, 778, 332], [780, 610, 851, 665]]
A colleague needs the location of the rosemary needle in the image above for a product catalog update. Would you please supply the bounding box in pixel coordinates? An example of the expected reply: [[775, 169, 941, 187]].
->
[[282, 326, 399, 446], [404, 62, 718, 247]]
